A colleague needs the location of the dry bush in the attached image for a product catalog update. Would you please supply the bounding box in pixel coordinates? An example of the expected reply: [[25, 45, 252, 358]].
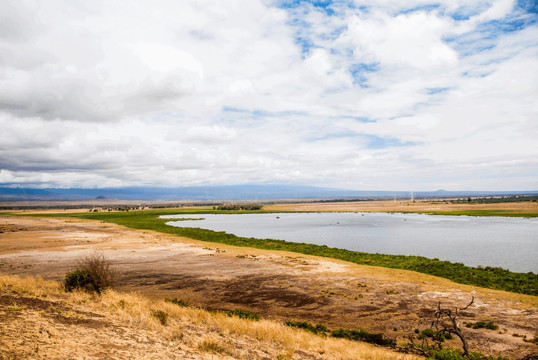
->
[[64, 251, 116, 293]]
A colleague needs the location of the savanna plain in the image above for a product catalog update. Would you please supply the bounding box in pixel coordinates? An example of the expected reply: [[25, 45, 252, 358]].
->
[[0, 199, 537, 359]]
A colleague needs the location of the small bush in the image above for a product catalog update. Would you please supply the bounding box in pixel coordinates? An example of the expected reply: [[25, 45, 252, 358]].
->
[[465, 321, 499, 330], [151, 309, 168, 325], [198, 339, 226, 354], [64, 252, 115, 294], [284, 321, 393, 346], [64, 269, 93, 292], [427, 348, 509, 360], [330, 328, 394, 346], [221, 308, 260, 321], [418, 328, 452, 342], [428, 348, 465, 360], [285, 321, 328, 335], [165, 298, 189, 307]]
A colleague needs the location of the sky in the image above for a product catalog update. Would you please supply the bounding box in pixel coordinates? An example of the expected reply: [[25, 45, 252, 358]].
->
[[0, 0, 537, 191]]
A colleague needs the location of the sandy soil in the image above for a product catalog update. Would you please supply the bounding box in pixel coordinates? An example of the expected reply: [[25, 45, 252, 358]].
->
[[0, 215, 537, 359]]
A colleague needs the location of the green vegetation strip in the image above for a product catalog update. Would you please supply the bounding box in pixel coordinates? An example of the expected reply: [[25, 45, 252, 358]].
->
[[464, 321, 498, 330], [22, 209, 538, 295], [285, 321, 394, 346]]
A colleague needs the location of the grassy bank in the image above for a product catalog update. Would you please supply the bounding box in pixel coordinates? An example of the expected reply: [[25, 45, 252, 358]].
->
[[29, 209, 538, 296]]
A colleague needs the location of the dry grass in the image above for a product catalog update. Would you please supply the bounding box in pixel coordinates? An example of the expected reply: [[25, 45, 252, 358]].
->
[[0, 273, 420, 360], [265, 199, 538, 214]]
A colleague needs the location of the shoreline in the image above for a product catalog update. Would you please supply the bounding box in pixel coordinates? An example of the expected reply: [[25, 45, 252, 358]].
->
[[26, 208, 537, 295]]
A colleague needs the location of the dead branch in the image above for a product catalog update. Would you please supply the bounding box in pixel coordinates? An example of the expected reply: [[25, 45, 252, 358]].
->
[[433, 296, 474, 356]]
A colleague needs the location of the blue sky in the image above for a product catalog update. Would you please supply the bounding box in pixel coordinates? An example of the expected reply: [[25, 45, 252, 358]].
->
[[0, 0, 537, 190]]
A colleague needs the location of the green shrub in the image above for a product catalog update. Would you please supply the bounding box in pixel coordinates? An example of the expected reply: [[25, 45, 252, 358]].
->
[[330, 328, 394, 346], [428, 348, 465, 360], [284, 321, 328, 335], [151, 309, 168, 325], [165, 298, 189, 307], [221, 308, 260, 321], [465, 321, 498, 330], [427, 348, 508, 360], [64, 269, 94, 292], [418, 328, 452, 342], [284, 321, 393, 346]]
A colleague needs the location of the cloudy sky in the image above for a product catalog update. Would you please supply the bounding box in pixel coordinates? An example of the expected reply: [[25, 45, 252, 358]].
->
[[1, 0, 537, 191]]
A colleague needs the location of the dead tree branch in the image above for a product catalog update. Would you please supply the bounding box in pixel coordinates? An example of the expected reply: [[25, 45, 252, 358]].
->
[[433, 296, 474, 356]]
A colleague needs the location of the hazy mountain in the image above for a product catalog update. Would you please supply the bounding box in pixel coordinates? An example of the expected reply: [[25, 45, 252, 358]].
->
[[1, 185, 537, 202]]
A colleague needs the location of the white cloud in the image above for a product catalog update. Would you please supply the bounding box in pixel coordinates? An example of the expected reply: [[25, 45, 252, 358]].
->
[[0, 0, 537, 191], [342, 11, 459, 69], [131, 43, 204, 77]]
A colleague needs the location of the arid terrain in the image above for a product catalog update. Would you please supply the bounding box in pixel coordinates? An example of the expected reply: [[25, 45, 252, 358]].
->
[[0, 208, 537, 359], [265, 199, 538, 214]]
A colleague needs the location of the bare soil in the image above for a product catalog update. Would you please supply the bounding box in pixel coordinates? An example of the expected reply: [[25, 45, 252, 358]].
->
[[0, 215, 537, 359]]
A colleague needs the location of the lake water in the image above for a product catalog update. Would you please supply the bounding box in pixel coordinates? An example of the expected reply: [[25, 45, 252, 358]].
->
[[162, 212, 538, 273]]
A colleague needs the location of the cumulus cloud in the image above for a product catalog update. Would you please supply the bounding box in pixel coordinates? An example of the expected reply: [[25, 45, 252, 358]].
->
[[1, 0, 537, 190]]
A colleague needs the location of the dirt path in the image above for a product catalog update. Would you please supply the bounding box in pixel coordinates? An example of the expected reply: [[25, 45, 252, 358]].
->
[[0, 216, 536, 358]]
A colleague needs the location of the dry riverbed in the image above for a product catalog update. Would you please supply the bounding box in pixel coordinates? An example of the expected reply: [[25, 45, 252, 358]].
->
[[0, 215, 536, 359]]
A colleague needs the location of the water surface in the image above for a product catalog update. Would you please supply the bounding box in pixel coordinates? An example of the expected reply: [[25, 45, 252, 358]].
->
[[163, 212, 537, 273]]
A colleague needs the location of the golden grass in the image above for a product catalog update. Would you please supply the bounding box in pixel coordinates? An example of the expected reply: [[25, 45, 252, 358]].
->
[[0, 273, 420, 360]]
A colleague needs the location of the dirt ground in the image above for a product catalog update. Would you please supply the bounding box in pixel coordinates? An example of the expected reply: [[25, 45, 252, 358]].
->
[[265, 199, 538, 214], [0, 215, 537, 359]]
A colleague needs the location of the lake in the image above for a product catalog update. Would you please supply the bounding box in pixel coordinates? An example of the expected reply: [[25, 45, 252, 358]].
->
[[162, 212, 538, 273]]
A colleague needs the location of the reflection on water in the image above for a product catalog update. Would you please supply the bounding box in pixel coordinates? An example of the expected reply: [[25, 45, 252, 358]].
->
[[162, 212, 538, 273]]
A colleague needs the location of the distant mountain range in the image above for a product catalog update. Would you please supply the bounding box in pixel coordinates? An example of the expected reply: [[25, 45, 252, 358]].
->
[[1, 185, 537, 202]]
